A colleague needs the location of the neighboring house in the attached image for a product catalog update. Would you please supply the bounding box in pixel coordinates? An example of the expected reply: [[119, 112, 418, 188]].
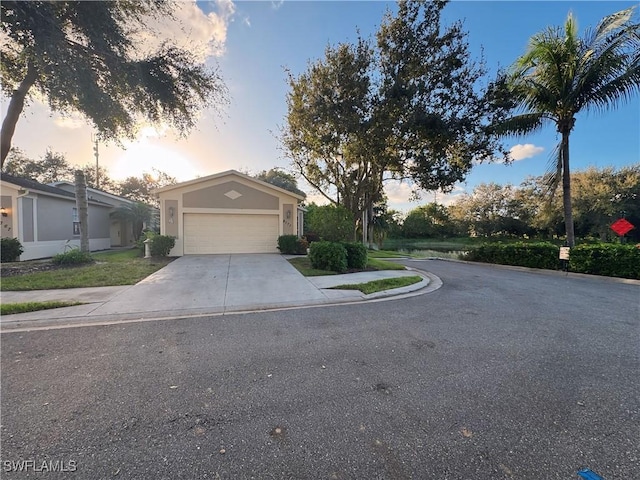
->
[[154, 170, 305, 255], [50, 181, 142, 247], [0, 174, 148, 260], [1, 174, 113, 260]]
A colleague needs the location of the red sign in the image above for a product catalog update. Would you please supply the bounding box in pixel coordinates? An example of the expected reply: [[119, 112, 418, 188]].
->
[[610, 218, 635, 236]]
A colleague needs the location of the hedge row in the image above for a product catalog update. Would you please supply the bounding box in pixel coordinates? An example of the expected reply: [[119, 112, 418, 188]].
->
[[569, 244, 640, 279], [464, 242, 559, 270], [308, 241, 368, 273], [464, 242, 640, 279]]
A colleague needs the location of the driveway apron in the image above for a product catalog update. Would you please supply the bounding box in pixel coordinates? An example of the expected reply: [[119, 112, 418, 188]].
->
[[88, 254, 329, 317]]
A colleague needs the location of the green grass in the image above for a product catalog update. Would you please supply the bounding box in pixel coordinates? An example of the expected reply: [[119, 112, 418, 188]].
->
[[367, 249, 411, 258], [1, 301, 83, 315], [330, 275, 423, 294], [1, 249, 173, 291], [366, 257, 406, 270], [288, 255, 406, 276], [287, 257, 338, 276]]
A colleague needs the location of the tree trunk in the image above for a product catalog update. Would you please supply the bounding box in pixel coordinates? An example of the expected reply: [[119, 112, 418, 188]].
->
[[1, 63, 37, 168], [561, 131, 575, 247], [74, 170, 90, 253]]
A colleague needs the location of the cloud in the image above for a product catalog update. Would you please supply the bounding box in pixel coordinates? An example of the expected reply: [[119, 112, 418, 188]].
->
[[509, 143, 544, 161], [53, 115, 86, 130], [271, 0, 285, 10], [243, 16, 251, 28], [134, 0, 236, 61]]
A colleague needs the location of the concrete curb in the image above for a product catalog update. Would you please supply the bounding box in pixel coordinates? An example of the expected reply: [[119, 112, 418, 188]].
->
[[414, 257, 640, 286]]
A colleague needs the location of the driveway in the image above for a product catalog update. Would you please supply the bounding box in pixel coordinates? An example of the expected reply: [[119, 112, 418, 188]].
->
[[90, 254, 331, 316]]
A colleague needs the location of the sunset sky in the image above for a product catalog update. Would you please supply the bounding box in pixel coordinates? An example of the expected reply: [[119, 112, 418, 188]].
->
[[3, 1, 639, 213]]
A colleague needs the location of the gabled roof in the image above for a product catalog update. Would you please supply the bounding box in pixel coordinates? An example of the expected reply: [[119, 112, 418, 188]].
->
[[1, 173, 113, 207], [50, 181, 136, 205], [153, 169, 306, 201]]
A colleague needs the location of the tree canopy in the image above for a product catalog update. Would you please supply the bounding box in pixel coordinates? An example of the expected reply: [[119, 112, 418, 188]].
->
[[255, 168, 306, 198], [0, 0, 228, 167], [282, 0, 510, 234], [494, 6, 640, 245]]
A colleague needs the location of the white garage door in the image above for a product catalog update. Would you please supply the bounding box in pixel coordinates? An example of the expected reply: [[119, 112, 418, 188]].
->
[[183, 213, 279, 254]]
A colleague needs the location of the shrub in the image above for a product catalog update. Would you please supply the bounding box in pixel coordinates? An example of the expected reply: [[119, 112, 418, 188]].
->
[[465, 242, 560, 270], [150, 235, 175, 257], [52, 248, 94, 265], [277, 235, 308, 255], [341, 242, 368, 269], [307, 205, 354, 242], [309, 241, 347, 272], [569, 243, 640, 279], [1, 237, 24, 262]]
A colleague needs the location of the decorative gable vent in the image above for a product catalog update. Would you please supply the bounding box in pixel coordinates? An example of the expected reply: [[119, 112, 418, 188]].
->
[[224, 190, 242, 200]]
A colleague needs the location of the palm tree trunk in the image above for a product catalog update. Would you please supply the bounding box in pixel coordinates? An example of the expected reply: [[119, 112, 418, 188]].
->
[[1, 62, 37, 168], [561, 131, 575, 247], [74, 170, 90, 253]]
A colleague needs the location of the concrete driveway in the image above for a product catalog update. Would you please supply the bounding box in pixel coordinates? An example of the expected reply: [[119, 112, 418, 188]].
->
[[90, 254, 331, 317]]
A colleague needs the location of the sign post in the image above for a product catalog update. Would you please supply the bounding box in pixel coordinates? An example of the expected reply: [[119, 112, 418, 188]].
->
[[559, 246, 570, 272]]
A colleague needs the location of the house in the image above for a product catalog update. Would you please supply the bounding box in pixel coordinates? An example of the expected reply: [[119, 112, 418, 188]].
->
[[0, 174, 141, 260], [50, 181, 141, 247], [154, 170, 305, 255]]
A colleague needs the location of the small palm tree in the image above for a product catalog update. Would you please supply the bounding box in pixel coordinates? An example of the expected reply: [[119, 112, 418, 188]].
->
[[111, 202, 152, 242], [497, 7, 640, 246]]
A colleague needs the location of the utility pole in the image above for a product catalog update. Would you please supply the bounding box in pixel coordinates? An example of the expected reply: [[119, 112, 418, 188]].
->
[[92, 134, 99, 189]]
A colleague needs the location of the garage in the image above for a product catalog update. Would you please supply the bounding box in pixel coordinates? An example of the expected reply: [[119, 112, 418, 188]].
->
[[183, 213, 280, 254]]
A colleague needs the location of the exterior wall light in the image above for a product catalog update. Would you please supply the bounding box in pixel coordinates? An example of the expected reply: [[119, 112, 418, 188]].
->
[[1, 207, 7, 217]]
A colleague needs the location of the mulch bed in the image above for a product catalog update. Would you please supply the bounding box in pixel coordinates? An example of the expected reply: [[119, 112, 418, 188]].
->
[[0, 262, 76, 277]]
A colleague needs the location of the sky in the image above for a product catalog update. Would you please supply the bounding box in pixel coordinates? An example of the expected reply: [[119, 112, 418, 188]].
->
[[3, 0, 639, 214]]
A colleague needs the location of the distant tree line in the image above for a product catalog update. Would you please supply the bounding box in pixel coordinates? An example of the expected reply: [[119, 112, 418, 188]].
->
[[388, 165, 640, 242], [2, 147, 176, 207]]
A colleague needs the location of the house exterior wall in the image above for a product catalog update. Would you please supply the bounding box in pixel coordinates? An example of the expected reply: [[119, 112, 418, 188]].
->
[[164, 200, 179, 237], [157, 172, 301, 256], [182, 181, 279, 210], [1, 195, 14, 239]]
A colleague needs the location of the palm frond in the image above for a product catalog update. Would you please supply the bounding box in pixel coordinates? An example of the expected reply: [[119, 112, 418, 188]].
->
[[593, 7, 637, 45], [494, 112, 547, 137], [542, 142, 562, 199]]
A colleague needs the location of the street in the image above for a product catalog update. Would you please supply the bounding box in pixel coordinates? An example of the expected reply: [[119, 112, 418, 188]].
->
[[2, 260, 638, 479]]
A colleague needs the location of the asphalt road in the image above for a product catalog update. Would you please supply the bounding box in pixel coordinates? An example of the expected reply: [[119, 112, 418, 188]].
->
[[1, 260, 638, 479]]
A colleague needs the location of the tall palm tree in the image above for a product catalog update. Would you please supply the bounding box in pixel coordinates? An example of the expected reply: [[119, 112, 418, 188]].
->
[[497, 7, 640, 246]]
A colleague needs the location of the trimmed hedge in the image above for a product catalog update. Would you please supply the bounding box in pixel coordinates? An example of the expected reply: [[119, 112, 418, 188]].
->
[[341, 242, 368, 269], [309, 241, 347, 273], [570, 243, 640, 279], [150, 235, 175, 257], [1, 237, 23, 262], [277, 235, 308, 255], [465, 241, 640, 279], [464, 242, 560, 270]]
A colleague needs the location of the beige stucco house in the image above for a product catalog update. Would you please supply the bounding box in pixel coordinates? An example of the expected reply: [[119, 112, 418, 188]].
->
[[154, 170, 305, 256]]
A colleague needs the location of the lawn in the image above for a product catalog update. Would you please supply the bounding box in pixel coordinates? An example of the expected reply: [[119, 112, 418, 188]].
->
[[330, 275, 423, 294], [1, 301, 83, 315], [0, 249, 173, 291], [288, 256, 405, 277]]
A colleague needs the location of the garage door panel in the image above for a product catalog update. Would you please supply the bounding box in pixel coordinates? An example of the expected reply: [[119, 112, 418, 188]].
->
[[183, 214, 279, 254]]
